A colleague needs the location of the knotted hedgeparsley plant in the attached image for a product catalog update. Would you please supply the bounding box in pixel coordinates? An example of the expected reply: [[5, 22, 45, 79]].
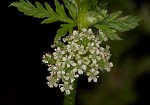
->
[[9, 0, 140, 105]]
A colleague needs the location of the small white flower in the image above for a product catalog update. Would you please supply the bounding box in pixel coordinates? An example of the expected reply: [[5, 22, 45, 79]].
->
[[91, 34, 95, 39], [62, 55, 72, 68], [42, 53, 52, 64], [90, 49, 95, 54], [69, 34, 75, 40], [42, 59, 48, 64], [73, 30, 79, 36], [47, 67, 51, 71], [74, 74, 79, 78], [77, 60, 82, 65], [92, 59, 97, 64], [100, 47, 104, 51], [67, 41, 79, 52], [78, 69, 83, 74], [95, 48, 100, 55], [63, 37, 67, 42], [53, 47, 65, 59], [66, 90, 71, 95], [61, 51, 65, 55], [78, 45, 86, 54], [70, 51, 75, 57], [70, 61, 77, 66], [57, 70, 65, 78], [82, 28, 87, 32], [66, 45, 71, 52], [64, 70, 79, 83], [105, 62, 113, 72], [103, 37, 108, 41], [105, 67, 111, 72], [82, 57, 90, 65], [87, 68, 99, 82], [82, 65, 87, 70], [91, 42, 95, 46], [87, 29, 92, 34], [74, 52, 80, 58], [109, 62, 113, 67], [72, 68, 77, 72], [64, 76, 69, 81], [47, 76, 59, 88], [59, 82, 73, 95], [51, 44, 56, 48], [99, 30, 103, 35], [95, 42, 101, 47], [87, 36, 92, 40]]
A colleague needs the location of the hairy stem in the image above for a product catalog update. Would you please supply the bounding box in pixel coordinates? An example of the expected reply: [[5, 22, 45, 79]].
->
[[63, 79, 78, 105]]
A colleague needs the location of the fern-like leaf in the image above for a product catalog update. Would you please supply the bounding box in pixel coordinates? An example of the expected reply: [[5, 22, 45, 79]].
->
[[105, 13, 141, 32], [95, 24, 123, 40], [54, 0, 72, 23], [62, 0, 77, 20], [9, 0, 140, 41], [9, 0, 51, 18], [105, 11, 122, 21], [54, 23, 76, 41], [9, 0, 75, 24], [94, 10, 141, 40], [109, 15, 141, 32]]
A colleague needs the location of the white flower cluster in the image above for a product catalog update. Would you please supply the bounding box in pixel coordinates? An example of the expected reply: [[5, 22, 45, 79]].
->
[[42, 29, 113, 95]]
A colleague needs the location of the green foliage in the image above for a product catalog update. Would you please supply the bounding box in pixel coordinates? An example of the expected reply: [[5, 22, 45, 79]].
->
[[94, 10, 141, 40], [75, 0, 98, 12], [95, 24, 123, 40], [9, 0, 140, 41], [54, 0, 74, 23], [105, 13, 141, 32], [62, 0, 77, 20], [9, 0, 76, 41], [55, 23, 76, 41], [9, 0, 50, 18]]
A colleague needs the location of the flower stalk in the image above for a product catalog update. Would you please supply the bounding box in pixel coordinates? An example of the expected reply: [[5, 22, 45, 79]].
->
[[63, 79, 78, 105]]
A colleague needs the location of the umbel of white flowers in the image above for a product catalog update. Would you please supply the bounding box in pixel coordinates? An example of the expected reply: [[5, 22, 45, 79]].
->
[[42, 29, 113, 95]]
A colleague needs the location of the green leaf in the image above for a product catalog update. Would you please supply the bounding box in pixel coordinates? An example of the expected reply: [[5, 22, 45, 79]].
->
[[9, 0, 75, 24], [116, 15, 140, 29], [94, 9, 141, 40], [62, 0, 77, 20], [9, 0, 140, 42], [98, 2, 108, 10], [95, 24, 123, 40], [70, 0, 78, 8], [55, 0, 66, 18], [104, 13, 141, 32], [41, 17, 60, 24], [54, 0, 74, 23], [35, 2, 45, 11], [105, 11, 122, 21], [96, 9, 109, 22], [44, 2, 57, 15], [54, 23, 76, 41], [9, 0, 51, 18]]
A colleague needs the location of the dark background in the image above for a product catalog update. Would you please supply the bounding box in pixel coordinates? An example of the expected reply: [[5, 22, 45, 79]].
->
[[1, 0, 150, 105]]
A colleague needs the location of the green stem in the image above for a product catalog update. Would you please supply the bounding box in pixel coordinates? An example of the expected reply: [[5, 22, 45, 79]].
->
[[63, 79, 78, 105], [77, 13, 89, 31]]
